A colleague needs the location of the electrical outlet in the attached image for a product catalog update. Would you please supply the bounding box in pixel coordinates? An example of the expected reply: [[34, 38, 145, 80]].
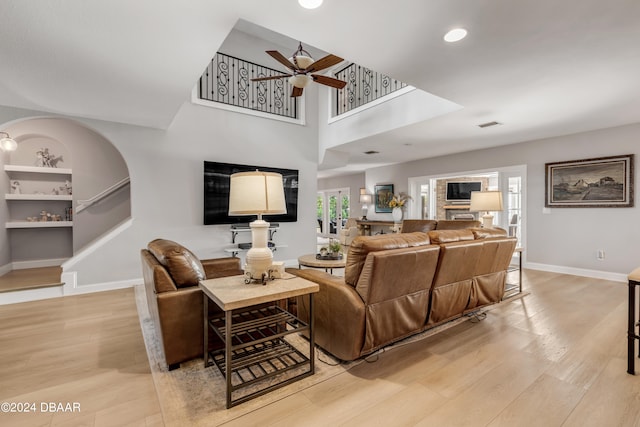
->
[[597, 249, 605, 260]]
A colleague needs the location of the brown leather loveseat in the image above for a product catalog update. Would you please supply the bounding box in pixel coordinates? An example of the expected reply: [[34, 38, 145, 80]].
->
[[290, 228, 516, 361], [141, 239, 242, 369]]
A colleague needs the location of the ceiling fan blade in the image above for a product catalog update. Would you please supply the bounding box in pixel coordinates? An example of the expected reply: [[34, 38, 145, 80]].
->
[[266, 50, 297, 71], [303, 54, 344, 73], [251, 74, 291, 82], [291, 86, 304, 97], [311, 74, 348, 89]]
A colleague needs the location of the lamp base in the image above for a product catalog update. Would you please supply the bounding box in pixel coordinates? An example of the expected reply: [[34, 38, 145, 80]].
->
[[481, 213, 495, 228], [244, 219, 274, 284]]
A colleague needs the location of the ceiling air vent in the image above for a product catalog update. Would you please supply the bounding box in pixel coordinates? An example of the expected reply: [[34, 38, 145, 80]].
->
[[364, 150, 380, 155], [478, 121, 502, 128]]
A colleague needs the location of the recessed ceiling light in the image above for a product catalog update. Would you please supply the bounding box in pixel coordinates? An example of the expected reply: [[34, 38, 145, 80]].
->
[[444, 28, 468, 43], [298, 0, 323, 9]]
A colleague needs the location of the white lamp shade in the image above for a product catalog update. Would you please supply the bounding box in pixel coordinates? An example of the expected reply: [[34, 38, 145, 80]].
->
[[359, 194, 372, 204], [228, 171, 287, 216], [469, 191, 504, 212]]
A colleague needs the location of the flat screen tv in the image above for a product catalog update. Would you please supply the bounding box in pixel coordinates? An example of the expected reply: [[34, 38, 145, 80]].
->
[[204, 161, 299, 225], [446, 181, 482, 202]]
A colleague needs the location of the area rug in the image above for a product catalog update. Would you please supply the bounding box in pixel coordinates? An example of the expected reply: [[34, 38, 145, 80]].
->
[[135, 284, 529, 426]]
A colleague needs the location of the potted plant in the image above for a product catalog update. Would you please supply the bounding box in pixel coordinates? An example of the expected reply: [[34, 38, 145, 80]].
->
[[389, 192, 412, 222], [329, 239, 342, 258]]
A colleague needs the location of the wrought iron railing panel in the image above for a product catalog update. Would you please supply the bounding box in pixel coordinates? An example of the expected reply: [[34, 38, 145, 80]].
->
[[199, 53, 298, 119], [334, 63, 408, 116]]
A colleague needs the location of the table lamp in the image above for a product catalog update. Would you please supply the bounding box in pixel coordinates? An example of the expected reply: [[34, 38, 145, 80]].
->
[[470, 190, 503, 228], [229, 170, 286, 283], [359, 188, 372, 220]]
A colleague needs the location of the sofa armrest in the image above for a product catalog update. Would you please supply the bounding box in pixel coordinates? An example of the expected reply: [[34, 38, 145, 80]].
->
[[202, 257, 243, 279], [156, 286, 205, 366], [288, 268, 366, 361]]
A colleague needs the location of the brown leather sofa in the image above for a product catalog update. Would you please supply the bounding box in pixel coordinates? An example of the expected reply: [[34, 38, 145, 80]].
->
[[400, 219, 481, 233], [290, 228, 516, 361], [141, 239, 243, 369]]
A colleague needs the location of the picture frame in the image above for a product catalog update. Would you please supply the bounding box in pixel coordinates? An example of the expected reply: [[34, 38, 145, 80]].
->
[[545, 154, 634, 208], [374, 184, 394, 213]]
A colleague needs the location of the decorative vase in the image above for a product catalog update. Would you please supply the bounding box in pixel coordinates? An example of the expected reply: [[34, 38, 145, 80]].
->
[[392, 207, 403, 223]]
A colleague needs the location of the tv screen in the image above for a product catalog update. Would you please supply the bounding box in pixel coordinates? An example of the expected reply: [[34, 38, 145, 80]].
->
[[204, 161, 299, 225], [446, 181, 482, 201]]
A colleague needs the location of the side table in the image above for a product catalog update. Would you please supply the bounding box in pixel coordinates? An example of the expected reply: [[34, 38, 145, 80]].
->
[[200, 273, 319, 408], [298, 253, 346, 274]]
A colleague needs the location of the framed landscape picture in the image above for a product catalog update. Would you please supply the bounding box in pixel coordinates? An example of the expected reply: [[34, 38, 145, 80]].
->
[[375, 184, 394, 213], [545, 154, 634, 207]]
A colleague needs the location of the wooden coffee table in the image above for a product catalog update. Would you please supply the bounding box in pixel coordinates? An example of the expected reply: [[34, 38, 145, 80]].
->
[[298, 253, 346, 274]]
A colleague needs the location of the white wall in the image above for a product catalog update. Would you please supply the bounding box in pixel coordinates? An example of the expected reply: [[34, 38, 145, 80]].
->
[[0, 94, 318, 289], [317, 86, 461, 165], [361, 123, 640, 278]]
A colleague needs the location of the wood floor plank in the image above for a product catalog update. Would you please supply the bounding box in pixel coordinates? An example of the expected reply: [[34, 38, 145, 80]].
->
[[487, 373, 585, 427]]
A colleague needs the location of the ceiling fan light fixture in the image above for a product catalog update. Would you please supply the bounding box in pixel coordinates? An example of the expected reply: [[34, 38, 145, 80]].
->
[[289, 74, 312, 89], [298, 0, 323, 9], [444, 28, 468, 43], [289, 54, 314, 70]]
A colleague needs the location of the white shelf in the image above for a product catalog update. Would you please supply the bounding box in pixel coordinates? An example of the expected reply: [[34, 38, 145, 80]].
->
[[4, 165, 72, 175], [6, 221, 73, 229], [5, 194, 72, 201]]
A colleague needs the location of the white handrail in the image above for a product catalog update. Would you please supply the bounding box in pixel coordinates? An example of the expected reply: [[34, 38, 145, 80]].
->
[[76, 176, 130, 213]]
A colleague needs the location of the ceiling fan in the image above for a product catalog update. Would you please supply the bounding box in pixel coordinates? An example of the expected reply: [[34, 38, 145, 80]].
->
[[251, 42, 347, 97]]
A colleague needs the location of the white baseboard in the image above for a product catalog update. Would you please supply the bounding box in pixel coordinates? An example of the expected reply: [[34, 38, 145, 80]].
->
[[525, 262, 627, 283], [62, 270, 140, 295], [0, 286, 65, 305], [0, 263, 11, 276]]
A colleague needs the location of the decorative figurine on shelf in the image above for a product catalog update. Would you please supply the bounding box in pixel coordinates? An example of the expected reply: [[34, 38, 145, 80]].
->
[[35, 148, 63, 168], [40, 210, 48, 221], [60, 180, 72, 195], [10, 180, 21, 194]]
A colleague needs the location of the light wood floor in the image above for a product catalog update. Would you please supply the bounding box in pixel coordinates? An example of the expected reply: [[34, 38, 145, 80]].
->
[[1, 270, 638, 426], [0, 288, 163, 427]]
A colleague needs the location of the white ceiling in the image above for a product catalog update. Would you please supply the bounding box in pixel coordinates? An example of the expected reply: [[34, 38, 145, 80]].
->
[[1, 1, 639, 177]]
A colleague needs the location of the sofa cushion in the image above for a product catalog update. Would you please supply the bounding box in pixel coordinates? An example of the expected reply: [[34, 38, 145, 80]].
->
[[345, 232, 430, 286], [428, 229, 475, 244], [435, 220, 481, 230], [470, 227, 508, 239], [147, 239, 206, 288], [400, 219, 437, 233]]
